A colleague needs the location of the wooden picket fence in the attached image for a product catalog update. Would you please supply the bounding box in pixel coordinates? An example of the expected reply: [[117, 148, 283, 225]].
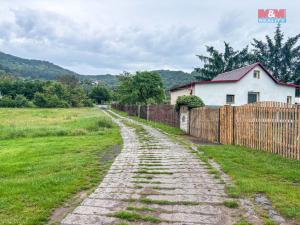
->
[[189, 102, 300, 160], [189, 107, 220, 143], [148, 104, 179, 127], [233, 102, 300, 159], [112, 102, 300, 160], [111, 103, 179, 127]]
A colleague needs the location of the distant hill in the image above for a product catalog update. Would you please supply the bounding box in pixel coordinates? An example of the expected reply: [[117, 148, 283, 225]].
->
[[82, 74, 119, 86], [84, 70, 198, 89], [0, 51, 197, 89], [0, 51, 78, 79], [152, 70, 197, 89]]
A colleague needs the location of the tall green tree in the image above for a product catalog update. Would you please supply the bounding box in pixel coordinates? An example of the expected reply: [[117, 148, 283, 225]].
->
[[57, 74, 79, 88], [117, 71, 165, 104], [90, 84, 111, 104], [252, 24, 300, 83], [194, 42, 253, 80]]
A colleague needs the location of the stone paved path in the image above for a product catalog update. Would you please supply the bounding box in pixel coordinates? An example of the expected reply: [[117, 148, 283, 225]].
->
[[61, 110, 236, 225]]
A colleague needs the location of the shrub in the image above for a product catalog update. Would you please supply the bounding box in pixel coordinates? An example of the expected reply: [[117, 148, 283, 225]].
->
[[33, 92, 70, 108], [175, 95, 204, 111], [0, 96, 15, 107], [82, 98, 94, 107], [14, 95, 31, 107], [90, 84, 111, 104], [0, 95, 31, 108]]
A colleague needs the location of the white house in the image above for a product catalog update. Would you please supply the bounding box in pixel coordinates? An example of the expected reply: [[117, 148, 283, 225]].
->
[[170, 62, 300, 106]]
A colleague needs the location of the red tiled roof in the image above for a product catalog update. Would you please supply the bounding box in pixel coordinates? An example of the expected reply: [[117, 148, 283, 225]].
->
[[170, 62, 300, 91], [212, 62, 259, 81]]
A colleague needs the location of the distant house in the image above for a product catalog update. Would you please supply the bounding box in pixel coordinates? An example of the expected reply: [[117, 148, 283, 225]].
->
[[170, 62, 300, 106]]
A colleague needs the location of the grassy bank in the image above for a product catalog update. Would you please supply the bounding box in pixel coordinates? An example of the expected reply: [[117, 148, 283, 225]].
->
[[199, 145, 300, 220], [111, 108, 183, 136], [0, 108, 122, 225]]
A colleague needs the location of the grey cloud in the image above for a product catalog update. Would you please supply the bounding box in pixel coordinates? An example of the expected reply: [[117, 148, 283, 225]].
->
[[0, 0, 298, 74]]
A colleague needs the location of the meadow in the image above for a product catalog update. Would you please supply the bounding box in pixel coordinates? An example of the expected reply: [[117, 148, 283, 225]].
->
[[0, 108, 122, 225], [199, 145, 300, 222]]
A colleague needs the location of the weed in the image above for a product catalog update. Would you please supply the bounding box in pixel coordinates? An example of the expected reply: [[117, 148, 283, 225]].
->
[[126, 206, 157, 212], [139, 198, 200, 206], [135, 170, 173, 175], [112, 211, 161, 223], [234, 219, 252, 225], [224, 200, 239, 208]]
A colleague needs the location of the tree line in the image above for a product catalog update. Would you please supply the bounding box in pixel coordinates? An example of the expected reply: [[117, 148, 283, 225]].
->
[[195, 25, 300, 84], [0, 74, 113, 108]]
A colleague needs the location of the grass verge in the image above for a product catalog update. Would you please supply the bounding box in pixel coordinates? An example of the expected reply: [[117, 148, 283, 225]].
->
[[200, 145, 300, 220], [111, 108, 183, 136], [0, 108, 122, 225]]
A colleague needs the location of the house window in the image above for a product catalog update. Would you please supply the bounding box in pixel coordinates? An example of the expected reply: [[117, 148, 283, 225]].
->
[[248, 92, 260, 103], [226, 95, 235, 104], [253, 70, 260, 79], [287, 96, 292, 104]]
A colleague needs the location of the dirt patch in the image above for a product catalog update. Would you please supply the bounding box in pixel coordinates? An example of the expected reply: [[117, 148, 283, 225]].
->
[[46, 191, 88, 225], [99, 144, 122, 162]]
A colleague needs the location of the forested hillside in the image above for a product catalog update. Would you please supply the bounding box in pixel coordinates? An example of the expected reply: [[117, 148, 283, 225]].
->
[[0, 51, 78, 79], [153, 70, 197, 89], [0, 51, 197, 89], [84, 70, 197, 89]]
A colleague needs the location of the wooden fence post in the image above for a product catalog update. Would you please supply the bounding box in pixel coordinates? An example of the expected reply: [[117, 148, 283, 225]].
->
[[232, 106, 236, 145], [146, 104, 149, 120], [218, 107, 221, 143], [137, 105, 141, 118], [298, 106, 300, 160], [188, 108, 191, 135]]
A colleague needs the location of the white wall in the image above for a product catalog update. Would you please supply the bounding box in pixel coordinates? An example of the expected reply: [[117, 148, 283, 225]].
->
[[194, 65, 296, 106], [170, 88, 191, 105]]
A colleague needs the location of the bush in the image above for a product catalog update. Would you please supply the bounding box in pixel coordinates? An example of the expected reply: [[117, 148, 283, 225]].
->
[[175, 95, 204, 111], [90, 84, 111, 104], [82, 98, 94, 107], [33, 92, 70, 108], [14, 95, 31, 107], [0, 95, 31, 108]]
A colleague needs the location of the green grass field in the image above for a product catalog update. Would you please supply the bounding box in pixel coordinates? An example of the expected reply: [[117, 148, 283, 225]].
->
[[199, 145, 300, 221], [0, 108, 122, 225]]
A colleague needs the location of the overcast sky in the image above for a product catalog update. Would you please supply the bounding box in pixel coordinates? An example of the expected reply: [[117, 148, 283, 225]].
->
[[0, 0, 299, 75]]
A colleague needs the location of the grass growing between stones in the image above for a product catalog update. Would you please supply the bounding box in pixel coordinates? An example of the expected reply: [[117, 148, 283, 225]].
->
[[224, 200, 239, 208], [135, 170, 173, 175], [133, 181, 161, 184], [0, 108, 122, 225], [234, 220, 252, 225], [112, 210, 162, 223], [133, 185, 143, 189], [132, 175, 154, 179], [152, 187, 176, 190], [126, 206, 157, 212], [138, 198, 200, 206], [200, 145, 300, 220], [139, 163, 163, 167]]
